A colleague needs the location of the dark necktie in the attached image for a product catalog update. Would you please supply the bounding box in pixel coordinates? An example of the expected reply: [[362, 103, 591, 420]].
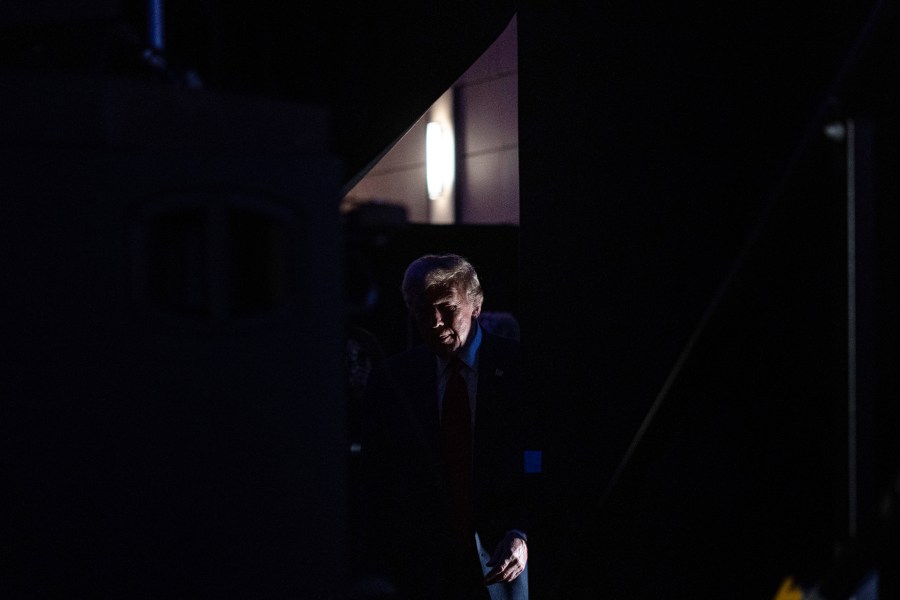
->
[[441, 357, 473, 537]]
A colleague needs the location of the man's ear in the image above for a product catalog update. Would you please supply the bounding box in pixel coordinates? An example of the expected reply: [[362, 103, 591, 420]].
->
[[472, 302, 482, 318]]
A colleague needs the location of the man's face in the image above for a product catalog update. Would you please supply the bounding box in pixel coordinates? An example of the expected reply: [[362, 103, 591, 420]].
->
[[412, 283, 481, 357]]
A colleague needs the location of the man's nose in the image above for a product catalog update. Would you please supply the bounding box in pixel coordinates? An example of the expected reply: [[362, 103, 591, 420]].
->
[[430, 308, 444, 327]]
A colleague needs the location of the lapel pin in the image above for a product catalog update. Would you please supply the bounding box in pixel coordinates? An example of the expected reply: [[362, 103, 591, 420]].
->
[[495, 369, 504, 377]]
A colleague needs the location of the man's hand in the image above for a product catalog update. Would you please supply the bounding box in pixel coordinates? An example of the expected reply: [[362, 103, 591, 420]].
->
[[483, 531, 528, 586]]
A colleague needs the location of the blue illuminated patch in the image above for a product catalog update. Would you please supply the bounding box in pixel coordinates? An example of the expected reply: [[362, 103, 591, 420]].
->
[[524, 450, 542, 474]]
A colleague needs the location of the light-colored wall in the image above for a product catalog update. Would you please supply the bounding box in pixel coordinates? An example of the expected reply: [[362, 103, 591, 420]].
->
[[342, 15, 518, 225]]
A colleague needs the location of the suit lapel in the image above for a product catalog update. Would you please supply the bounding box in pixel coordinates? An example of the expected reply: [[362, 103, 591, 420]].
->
[[394, 346, 443, 461], [476, 333, 508, 408]]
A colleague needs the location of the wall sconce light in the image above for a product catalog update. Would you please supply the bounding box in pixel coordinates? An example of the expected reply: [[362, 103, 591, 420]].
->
[[426, 121, 454, 200]]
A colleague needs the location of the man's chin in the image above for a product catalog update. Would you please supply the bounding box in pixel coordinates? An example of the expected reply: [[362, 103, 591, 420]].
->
[[429, 339, 456, 356]]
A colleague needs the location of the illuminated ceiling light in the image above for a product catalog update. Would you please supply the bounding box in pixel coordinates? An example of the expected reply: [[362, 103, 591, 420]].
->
[[426, 121, 454, 200]]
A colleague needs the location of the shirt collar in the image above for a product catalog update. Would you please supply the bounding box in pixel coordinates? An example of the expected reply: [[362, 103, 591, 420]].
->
[[439, 318, 482, 373], [459, 318, 482, 369]]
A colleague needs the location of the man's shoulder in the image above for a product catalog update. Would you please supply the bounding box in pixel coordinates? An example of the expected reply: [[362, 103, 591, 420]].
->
[[480, 330, 521, 357], [363, 345, 433, 403], [374, 344, 434, 378]]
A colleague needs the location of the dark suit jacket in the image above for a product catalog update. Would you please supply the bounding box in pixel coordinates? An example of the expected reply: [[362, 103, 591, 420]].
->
[[359, 329, 530, 600]]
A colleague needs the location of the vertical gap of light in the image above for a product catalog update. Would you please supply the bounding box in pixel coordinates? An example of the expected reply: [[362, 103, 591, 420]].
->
[[426, 121, 455, 201], [426, 122, 444, 200], [148, 0, 165, 51], [846, 118, 858, 540]]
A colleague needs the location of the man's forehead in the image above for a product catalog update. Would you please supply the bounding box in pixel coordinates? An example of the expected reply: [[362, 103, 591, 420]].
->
[[422, 283, 461, 303]]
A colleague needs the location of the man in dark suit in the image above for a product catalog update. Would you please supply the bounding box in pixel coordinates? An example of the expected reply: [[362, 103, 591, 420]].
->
[[359, 253, 530, 600]]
